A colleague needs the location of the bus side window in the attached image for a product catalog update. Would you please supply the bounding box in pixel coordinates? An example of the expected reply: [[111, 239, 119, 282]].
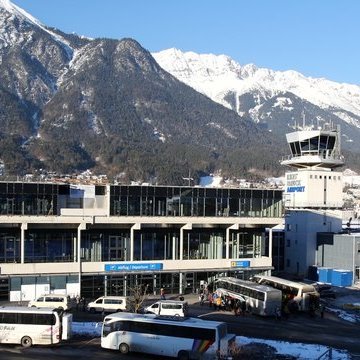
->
[[113, 321, 126, 332], [2, 312, 17, 323]]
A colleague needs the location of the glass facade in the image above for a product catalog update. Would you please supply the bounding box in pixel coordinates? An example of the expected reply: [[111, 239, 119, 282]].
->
[[0, 230, 20, 263], [81, 230, 131, 262], [0, 181, 283, 298], [25, 229, 76, 263], [183, 230, 225, 260], [133, 229, 179, 261], [0, 182, 70, 216], [81, 269, 262, 298], [0, 182, 283, 264], [110, 186, 283, 218]]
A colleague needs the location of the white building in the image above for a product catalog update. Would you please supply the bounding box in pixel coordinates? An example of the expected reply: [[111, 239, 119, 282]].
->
[[0, 182, 283, 301], [281, 126, 344, 277]]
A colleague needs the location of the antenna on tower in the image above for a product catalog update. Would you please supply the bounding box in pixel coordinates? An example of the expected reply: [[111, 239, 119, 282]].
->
[[302, 110, 305, 129]]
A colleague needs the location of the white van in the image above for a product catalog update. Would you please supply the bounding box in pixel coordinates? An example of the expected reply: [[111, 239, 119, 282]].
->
[[28, 294, 71, 311], [144, 300, 188, 317], [87, 296, 127, 313]]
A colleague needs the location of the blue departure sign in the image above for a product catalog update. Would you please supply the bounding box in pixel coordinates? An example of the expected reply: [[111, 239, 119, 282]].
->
[[105, 263, 163, 272], [231, 260, 250, 267]]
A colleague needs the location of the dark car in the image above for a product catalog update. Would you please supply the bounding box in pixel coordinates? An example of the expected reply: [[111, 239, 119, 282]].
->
[[319, 289, 336, 299]]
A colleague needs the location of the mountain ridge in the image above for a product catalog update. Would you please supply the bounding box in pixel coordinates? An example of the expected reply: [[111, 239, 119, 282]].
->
[[1, 1, 286, 184], [153, 48, 360, 152], [1, 0, 359, 184]]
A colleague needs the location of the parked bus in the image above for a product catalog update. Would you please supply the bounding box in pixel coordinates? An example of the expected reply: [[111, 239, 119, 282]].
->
[[214, 277, 282, 316], [252, 275, 320, 312], [101, 312, 236, 359], [0, 306, 68, 347]]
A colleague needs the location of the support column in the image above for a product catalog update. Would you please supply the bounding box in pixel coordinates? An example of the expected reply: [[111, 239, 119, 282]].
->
[[77, 223, 87, 297], [73, 235, 77, 263], [268, 226, 274, 260], [130, 223, 141, 261], [179, 272, 183, 295], [226, 224, 239, 259], [180, 224, 192, 261], [20, 223, 27, 264]]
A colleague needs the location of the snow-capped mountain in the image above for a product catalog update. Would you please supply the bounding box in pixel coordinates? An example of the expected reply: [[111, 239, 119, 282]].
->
[[153, 49, 360, 151], [0, 0, 287, 183]]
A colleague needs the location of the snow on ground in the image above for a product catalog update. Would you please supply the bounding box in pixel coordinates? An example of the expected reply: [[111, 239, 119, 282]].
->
[[199, 175, 223, 187], [72, 309, 357, 360]]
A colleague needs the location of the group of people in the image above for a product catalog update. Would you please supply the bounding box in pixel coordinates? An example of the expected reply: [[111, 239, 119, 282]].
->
[[198, 290, 248, 315], [75, 295, 86, 311]]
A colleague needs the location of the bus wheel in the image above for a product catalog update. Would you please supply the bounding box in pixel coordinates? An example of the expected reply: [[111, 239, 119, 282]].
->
[[21, 336, 32, 348], [177, 350, 189, 360], [119, 342, 129, 354], [116, 309, 122, 312]]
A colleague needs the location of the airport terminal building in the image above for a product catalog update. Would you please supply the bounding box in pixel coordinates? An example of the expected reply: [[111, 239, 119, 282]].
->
[[0, 182, 283, 301]]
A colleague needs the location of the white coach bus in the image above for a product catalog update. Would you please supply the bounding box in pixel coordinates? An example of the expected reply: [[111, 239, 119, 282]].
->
[[252, 275, 320, 311], [214, 277, 283, 316], [0, 306, 67, 347], [101, 312, 236, 359]]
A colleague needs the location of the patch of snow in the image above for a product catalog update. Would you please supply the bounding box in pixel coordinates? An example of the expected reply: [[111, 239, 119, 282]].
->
[[199, 176, 222, 187]]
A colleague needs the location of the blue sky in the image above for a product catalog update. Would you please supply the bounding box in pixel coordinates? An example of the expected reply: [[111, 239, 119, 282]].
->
[[12, 0, 360, 85]]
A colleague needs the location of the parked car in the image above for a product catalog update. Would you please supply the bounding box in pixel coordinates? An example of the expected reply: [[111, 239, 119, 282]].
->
[[144, 300, 189, 317], [87, 296, 127, 313], [319, 289, 336, 299], [28, 294, 71, 311]]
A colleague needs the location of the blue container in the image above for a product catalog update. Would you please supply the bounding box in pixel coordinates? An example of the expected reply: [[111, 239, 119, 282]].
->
[[318, 267, 333, 283], [331, 270, 353, 287]]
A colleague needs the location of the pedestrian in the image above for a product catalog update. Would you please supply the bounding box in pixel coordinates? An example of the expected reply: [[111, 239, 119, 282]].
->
[[283, 304, 290, 320], [215, 296, 222, 311], [208, 293, 213, 307], [75, 294, 80, 311], [275, 306, 282, 320], [234, 301, 240, 316], [226, 297, 232, 311], [81, 296, 86, 312], [199, 292, 205, 306], [241, 301, 246, 316], [160, 288, 166, 300]]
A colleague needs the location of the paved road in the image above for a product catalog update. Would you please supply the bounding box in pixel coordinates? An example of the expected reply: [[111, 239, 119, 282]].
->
[[71, 294, 360, 355], [199, 306, 360, 354], [1, 292, 359, 358]]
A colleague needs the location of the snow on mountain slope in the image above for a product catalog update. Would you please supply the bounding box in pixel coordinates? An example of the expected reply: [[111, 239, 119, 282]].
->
[[0, 0, 73, 56], [152, 48, 360, 121]]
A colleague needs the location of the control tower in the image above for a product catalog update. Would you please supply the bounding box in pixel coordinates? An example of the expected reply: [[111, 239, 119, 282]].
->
[[282, 125, 344, 209], [281, 125, 344, 276]]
